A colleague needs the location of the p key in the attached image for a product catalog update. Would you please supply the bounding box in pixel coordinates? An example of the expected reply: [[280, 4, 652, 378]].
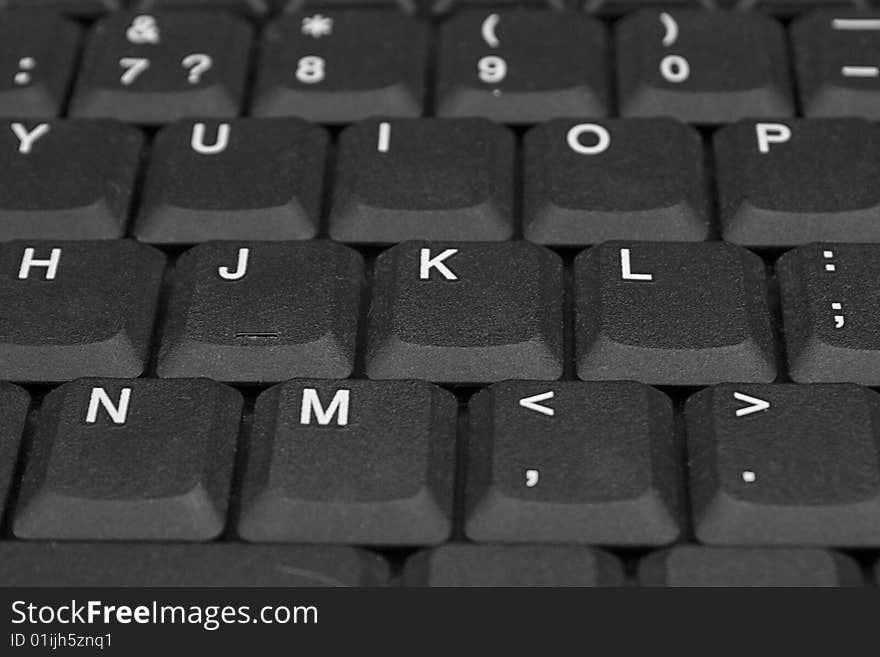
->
[[574, 241, 777, 386]]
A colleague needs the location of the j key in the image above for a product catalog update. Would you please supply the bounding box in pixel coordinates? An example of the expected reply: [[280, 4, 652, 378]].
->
[[466, 381, 683, 545], [158, 241, 363, 383], [0, 1, 120, 16], [0, 542, 388, 587], [435, 9, 608, 123], [778, 243, 880, 384], [574, 241, 777, 385], [70, 12, 252, 125], [135, 119, 328, 244], [367, 241, 564, 383], [0, 241, 164, 382], [616, 10, 794, 123], [793, 12, 880, 119], [403, 545, 624, 587], [687, 383, 880, 547], [251, 11, 428, 122], [238, 379, 457, 545], [0, 384, 28, 521], [715, 119, 880, 246], [0, 120, 142, 240], [134, 0, 272, 16], [523, 119, 710, 246], [13, 378, 242, 541], [639, 546, 863, 587], [329, 119, 515, 243], [0, 13, 80, 119]]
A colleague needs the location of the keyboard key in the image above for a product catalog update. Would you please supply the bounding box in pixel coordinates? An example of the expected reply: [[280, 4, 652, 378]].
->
[[793, 11, 880, 119], [0, 12, 80, 119], [13, 378, 242, 541], [616, 10, 794, 123], [403, 544, 625, 587], [0, 542, 388, 586], [238, 379, 457, 545], [432, 1, 568, 13], [70, 11, 252, 125], [435, 9, 608, 123], [778, 243, 880, 384], [523, 118, 710, 246], [715, 119, 880, 246], [0, 120, 142, 240], [639, 546, 863, 587], [134, 0, 272, 16], [0, 241, 164, 382], [158, 241, 363, 383], [687, 383, 880, 546], [574, 241, 777, 385], [135, 119, 327, 244], [285, 0, 419, 13], [466, 381, 683, 545], [366, 241, 564, 383], [252, 10, 427, 122], [0, 384, 29, 522], [0, 1, 121, 16], [329, 119, 515, 243]]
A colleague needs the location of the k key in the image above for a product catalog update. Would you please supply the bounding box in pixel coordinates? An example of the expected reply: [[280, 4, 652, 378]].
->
[[13, 378, 243, 541], [251, 10, 428, 122], [574, 241, 777, 385], [435, 9, 608, 123], [616, 10, 794, 123], [70, 11, 253, 124]]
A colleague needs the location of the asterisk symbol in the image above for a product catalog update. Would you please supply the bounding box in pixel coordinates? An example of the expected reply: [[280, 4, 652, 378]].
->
[[301, 14, 333, 38]]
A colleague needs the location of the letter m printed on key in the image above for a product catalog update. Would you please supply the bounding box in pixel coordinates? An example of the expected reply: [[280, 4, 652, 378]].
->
[[300, 388, 350, 426]]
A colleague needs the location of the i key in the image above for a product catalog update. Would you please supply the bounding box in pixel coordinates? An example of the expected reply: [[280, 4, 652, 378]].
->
[[715, 119, 880, 246], [0, 120, 142, 240], [13, 378, 242, 541], [467, 381, 683, 545], [792, 11, 880, 119], [435, 9, 608, 123], [158, 241, 363, 383], [329, 119, 515, 243], [574, 241, 777, 385], [0, 241, 165, 382], [237, 379, 457, 545], [366, 241, 564, 384], [523, 119, 710, 246], [251, 10, 428, 122], [0, 384, 29, 522], [135, 119, 328, 244], [70, 11, 252, 125], [778, 243, 880, 384], [0, 12, 80, 118], [616, 10, 794, 123], [687, 383, 880, 547]]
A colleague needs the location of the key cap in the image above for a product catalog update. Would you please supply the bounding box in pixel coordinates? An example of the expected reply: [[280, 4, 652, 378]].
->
[[0, 542, 388, 586], [574, 241, 777, 385], [739, 0, 868, 17], [367, 241, 564, 383], [329, 119, 515, 243], [13, 378, 242, 541], [284, 0, 419, 13], [158, 241, 363, 383], [435, 9, 608, 123], [252, 10, 428, 122], [0, 383, 29, 521], [0, 241, 164, 383], [432, 1, 569, 13], [778, 243, 880, 384], [0, 12, 80, 119], [466, 381, 683, 545], [639, 546, 863, 587], [135, 119, 328, 244], [715, 119, 880, 246], [70, 11, 252, 125], [238, 379, 457, 545], [403, 544, 624, 587], [523, 118, 710, 246], [0, 1, 121, 16], [134, 0, 272, 16], [687, 383, 880, 546], [616, 10, 794, 123], [0, 120, 142, 240]]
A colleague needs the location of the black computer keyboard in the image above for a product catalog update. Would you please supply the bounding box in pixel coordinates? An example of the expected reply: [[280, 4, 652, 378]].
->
[[0, 0, 878, 589]]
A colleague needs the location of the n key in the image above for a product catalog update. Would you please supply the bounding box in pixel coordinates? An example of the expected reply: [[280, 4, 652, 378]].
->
[[13, 378, 243, 541]]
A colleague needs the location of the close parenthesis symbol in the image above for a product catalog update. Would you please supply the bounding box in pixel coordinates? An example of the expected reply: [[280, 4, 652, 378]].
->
[[482, 13, 500, 48], [660, 12, 678, 47]]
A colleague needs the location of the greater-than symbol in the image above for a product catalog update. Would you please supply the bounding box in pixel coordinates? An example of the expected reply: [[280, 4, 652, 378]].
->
[[519, 391, 555, 416], [733, 392, 770, 417]]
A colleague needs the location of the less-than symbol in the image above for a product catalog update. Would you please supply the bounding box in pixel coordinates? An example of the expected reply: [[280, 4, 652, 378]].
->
[[519, 391, 555, 417], [733, 391, 770, 418]]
